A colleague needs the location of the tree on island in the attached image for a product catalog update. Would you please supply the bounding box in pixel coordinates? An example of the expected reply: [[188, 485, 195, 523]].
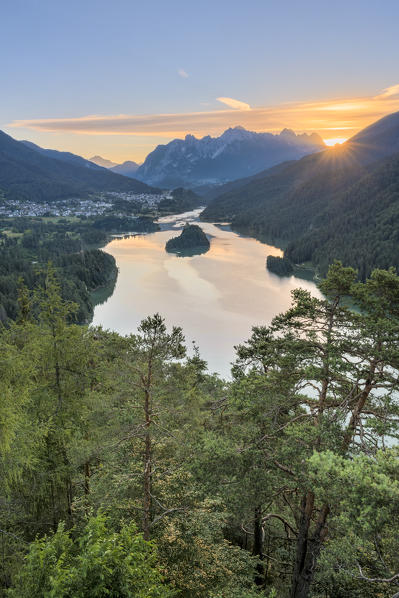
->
[[165, 224, 210, 254]]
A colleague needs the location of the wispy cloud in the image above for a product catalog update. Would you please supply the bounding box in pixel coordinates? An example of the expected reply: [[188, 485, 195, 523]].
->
[[216, 97, 251, 111], [178, 68, 189, 78], [9, 84, 399, 143], [377, 83, 399, 98]]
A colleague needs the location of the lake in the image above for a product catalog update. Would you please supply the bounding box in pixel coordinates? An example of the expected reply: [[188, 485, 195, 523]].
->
[[92, 209, 321, 377]]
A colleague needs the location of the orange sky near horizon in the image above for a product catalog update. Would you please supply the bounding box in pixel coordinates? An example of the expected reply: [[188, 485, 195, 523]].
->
[[6, 84, 399, 163]]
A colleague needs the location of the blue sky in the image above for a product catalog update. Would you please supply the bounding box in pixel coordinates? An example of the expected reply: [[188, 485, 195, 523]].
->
[[2, 0, 399, 161]]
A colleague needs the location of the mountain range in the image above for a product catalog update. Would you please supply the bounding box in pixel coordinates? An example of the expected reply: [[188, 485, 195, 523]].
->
[[89, 156, 141, 178], [133, 127, 325, 189], [0, 132, 159, 202], [202, 111, 399, 279]]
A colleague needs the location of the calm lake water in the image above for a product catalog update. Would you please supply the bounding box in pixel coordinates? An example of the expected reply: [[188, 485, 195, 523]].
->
[[92, 209, 321, 377]]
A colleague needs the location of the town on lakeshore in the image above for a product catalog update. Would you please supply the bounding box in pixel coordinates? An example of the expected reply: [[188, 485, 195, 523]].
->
[[0, 191, 170, 218]]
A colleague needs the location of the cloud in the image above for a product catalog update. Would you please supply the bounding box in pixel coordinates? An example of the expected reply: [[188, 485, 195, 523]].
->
[[9, 84, 399, 143], [216, 97, 251, 111], [178, 68, 189, 78], [376, 83, 399, 98]]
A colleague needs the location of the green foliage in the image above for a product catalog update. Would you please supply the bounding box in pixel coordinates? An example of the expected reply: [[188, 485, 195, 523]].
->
[[1, 262, 399, 598], [158, 188, 203, 214], [0, 217, 118, 323], [92, 215, 159, 233], [309, 449, 399, 598], [8, 513, 172, 598], [266, 255, 293, 276]]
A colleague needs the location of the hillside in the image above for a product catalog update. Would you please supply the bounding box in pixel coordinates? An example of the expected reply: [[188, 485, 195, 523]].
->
[[349, 110, 399, 159], [22, 141, 104, 171], [286, 153, 399, 279], [0, 131, 160, 202], [203, 147, 366, 236], [135, 126, 325, 188], [202, 111, 399, 278], [158, 187, 203, 213]]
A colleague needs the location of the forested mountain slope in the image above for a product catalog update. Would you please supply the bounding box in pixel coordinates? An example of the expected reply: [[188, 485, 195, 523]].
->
[[202, 111, 399, 277], [0, 131, 159, 202], [286, 152, 399, 278], [21, 140, 104, 170]]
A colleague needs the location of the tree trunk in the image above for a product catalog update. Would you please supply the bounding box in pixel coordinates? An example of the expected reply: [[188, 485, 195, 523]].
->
[[253, 505, 265, 586], [84, 461, 91, 496], [290, 493, 329, 598], [143, 387, 152, 540]]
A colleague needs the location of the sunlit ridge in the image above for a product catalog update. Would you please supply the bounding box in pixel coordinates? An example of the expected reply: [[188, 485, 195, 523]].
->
[[324, 137, 348, 146]]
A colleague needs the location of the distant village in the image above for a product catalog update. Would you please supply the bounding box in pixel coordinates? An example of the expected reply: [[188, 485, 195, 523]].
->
[[0, 191, 171, 218]]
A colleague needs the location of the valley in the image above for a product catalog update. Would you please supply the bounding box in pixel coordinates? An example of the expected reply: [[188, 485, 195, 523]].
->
[[202, 111, 399, 279], [92, 209, 320, 377], [1, 68, 399, 595]]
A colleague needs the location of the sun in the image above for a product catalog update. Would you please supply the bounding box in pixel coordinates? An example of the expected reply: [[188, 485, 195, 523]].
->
[[324, 137, 348, 147]]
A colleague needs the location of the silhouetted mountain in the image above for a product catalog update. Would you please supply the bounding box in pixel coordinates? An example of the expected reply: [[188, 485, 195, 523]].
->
[[0, 131, 160, 202], [349, 111, 399, 160], [87, 156, 141, 178], [111, 160, 140, 177], [202, 111, 399, 279], [135, 126, 325, 188], [22, 141, 104, 170], [89, 155, 119, 168]]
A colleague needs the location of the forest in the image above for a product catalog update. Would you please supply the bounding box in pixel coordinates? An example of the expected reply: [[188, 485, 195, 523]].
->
[[0, 261, 398, 598], [266, 256, 294, 276], [157, 188, 203, 214], [202, 144, 399, 280], [0, 217, 118, 324], [0, 198, 201, 325]]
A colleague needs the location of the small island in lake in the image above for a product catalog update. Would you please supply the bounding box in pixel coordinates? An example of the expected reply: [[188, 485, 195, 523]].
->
[[266, 255, 294, 276], [165, 224, 210, 256]]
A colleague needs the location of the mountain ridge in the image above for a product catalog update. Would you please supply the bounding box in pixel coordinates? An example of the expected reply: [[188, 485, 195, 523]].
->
[[22, 141, 105, 171], [135, 126, 325, 188], [202, 111, 399, 279], [0, 132, 160, 202], [89, 155, 119, 168]]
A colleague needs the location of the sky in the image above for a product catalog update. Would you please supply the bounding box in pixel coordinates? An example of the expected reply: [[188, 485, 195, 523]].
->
[[1, 0, 399, 163]]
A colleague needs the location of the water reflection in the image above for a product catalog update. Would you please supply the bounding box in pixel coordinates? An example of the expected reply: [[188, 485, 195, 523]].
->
[[167, 246, 210, 257], [92, 209, 321, 377]]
